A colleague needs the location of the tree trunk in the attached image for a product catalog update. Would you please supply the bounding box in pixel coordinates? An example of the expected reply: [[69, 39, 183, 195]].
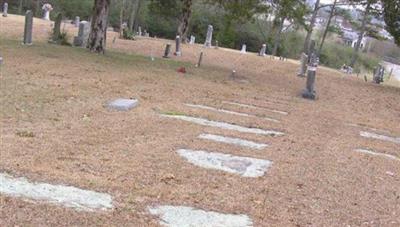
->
[[88, 0, 111, 54], [303, 0, 320, 55], [35, 0, 41, 18], [18, 0, 24, 15], [272, 17, 285, 56], [119, 0, 126, 38], [349, 0, 371, 67], [318, 0, 337, 54], [177, 0, 193, 43], [128, 0, 139, 31]]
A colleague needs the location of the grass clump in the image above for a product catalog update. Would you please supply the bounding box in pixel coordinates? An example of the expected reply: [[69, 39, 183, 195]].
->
[[16, 131, 35, 138]]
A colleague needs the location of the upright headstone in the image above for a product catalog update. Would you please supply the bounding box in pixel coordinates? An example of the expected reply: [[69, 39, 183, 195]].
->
[[196, 52, 204, 67], [52, 13, 62, 42], [163, 44, 171, 58], [23, 10, 33, 45], [2, 2, 8, 17], [302, 40, 318, 100], [138, 26, 142, 36], [373, 64, 385, 84], [259, 44, 266, 56], [189, 35, 195, 44], [175, 35, 182, 56], [74, 16, 80, 27], [298, 52, 308, 77], [73, 21, 90, 47], [42, 3, 53, 21], [204, 25, 213, 48], [240, 44, 247, 53]]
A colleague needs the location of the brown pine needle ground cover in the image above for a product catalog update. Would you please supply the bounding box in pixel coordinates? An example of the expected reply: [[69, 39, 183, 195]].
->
[[0, 14, 400, 226]]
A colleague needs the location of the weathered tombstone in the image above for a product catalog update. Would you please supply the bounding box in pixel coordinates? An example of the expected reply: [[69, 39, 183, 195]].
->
[[73, 21, 90, 47], [2, 2, 8, 17], [373, 64, 385, 84], [259, 44, 266, 56], [302, 40, 318, 100], [204, 25, 213, 48], [74, 16, 80, 27], [240, 44, 247, 53], [298, 52, 308, 77], [175, 36, 182, 56], [189, 35, 195, 44], [52, 13, 62, 42], [23, 10, 33, 45], [138, 26, 142, 36], [163, 44, 171, 58], [196, 52, 203, 67], [42, 3, 53, 21]]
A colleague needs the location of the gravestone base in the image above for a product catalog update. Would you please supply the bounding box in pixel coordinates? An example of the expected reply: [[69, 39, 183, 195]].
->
[[302, 90, 316, 100], [107, 98, 139, 111]]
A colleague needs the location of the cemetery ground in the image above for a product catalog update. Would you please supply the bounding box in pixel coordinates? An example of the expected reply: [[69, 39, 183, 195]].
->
[[1, 14, 400, 226]]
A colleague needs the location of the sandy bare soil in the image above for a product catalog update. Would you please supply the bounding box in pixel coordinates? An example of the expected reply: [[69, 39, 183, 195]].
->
[[1, 14, 399, 226]]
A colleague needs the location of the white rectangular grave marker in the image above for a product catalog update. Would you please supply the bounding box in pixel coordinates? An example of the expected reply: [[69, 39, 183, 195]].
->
[[149, 205, 253, 227], [0, 173, 113, 211], [355, 149, 399, 161], [222, 101, 288, 115], [360, 131, 400, 144], [185, 103, 279, 123], [198, 133, 268, 150], [177, 149, 272, 177], [161, 114, 284, 136]]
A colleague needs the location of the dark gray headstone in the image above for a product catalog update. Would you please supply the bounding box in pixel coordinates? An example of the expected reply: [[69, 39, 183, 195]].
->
[[73, 21, 90, 47], [107, 98, 139, 111], [23, 10, 33, 45], [2, 2, 8, 17], [163, 44, 171, 58]]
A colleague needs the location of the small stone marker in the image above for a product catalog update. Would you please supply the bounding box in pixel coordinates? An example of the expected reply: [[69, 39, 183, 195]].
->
[[175, 35, 182, 56], [298, 52, 308, 77], [74, 16, 80, 27], [107, 98, 139, 111], [189, 35, 195, 44], [204, 25, 213, 48], [177, 149, 272, 177], [163, 44, 171, 58], [259, 44, 266, 56], [195, 52, 203, 67], [149, 205, 253, 227], [2, 2, 8, 17], [23, 10, 33, 45], [215, 40, 219, 49], [73, 21, 90, 47], [138, 26, 142, 36], [52, 13, 62, 42], [240, 44, 247, 53], [302, 40, 318, 100], [42, 3, 53, 20]]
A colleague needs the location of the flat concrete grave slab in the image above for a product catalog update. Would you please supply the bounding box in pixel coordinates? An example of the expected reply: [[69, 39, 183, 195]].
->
[[161, 114, 284, 136], [177, 149, 272, 177], [106, 98, 139, 111], [185, 103, 280, 123], [355, 149, 400, 161], [149, 205, 253, 227], [0, 173, 113, 211], [222, 101, 288, 115], [360, 131, 400, 144], [198, 133, 268, 150]]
